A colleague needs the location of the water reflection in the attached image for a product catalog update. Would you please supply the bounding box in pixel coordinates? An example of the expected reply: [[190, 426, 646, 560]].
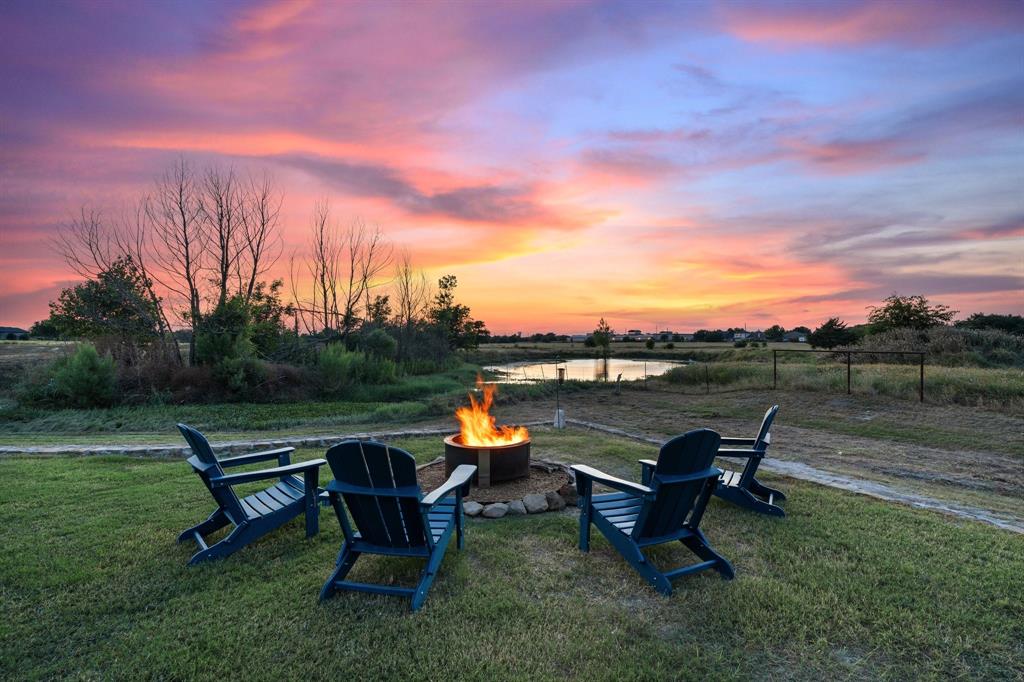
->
[[484, 358, 688, 383]]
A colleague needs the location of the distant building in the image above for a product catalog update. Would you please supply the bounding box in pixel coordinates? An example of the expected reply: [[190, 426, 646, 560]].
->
[[570, 334, 589, 343], [732, 331, 749, 341], [0, 326, 29, 340], [783, 331, 807, 343], [626, 329, 643, 336], [658, 330, 674, 341], [677, 333, 694, 342]]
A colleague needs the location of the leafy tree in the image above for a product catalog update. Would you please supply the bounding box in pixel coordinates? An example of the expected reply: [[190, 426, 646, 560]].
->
[[428, 275, 489, 350], [47, 256, 162, 349], [592, 318, 614, 358], [764, 324, 786, 341], [583, 335, 597, 348], [955, 313, 1024, 336], [29, 319, 60, 339], [693, 329, 726, 342], [194, 295, 254, 366], [367, 294, 392, 327], [246, 280, 293, 356], [868, 294, 956, 332], [791, 325, 811, 335], [808, 318, 858, 349]]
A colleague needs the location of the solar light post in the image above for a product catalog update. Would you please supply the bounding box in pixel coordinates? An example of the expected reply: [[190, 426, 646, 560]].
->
[[555, 360, 566, 428]]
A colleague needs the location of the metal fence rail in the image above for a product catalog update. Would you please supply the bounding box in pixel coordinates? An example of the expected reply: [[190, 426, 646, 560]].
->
[[772, 349, 926, 402]]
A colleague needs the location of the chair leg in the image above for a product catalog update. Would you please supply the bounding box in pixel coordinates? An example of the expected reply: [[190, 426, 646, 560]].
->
[[750, 478, 786, 502], [304, 491, 319, 539], [187, 523, 253, 565], [177, 509, 228, 543], [411, 545, 448, 612], [455, 497, 465, 551], [680, 531, 734, 580], [579, 506, 592, 552], [320, 543, 360, 601]]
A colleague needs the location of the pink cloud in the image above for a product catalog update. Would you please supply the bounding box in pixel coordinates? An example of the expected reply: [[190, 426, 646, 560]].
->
[[719, 0, 1024, 47]]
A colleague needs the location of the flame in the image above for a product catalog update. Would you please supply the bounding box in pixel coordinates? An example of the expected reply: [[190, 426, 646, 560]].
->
[[455, 375, 530, 447]]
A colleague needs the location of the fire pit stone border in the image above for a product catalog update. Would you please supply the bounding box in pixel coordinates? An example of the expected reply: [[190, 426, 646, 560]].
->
[[417, 457, 577, 520]]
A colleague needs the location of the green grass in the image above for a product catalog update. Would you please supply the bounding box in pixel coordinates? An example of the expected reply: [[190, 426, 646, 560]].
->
[[2, 430, 1021, 680]]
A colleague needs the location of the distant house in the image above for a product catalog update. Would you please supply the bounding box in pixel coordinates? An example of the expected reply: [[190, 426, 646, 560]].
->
[[732, 331, 749, 341], [657, 330, 674, 341], [626, 329, 643, 336], [570, 334, 589, 343], [677, 333, 694, 342], [748, 330, 766, 341], [783, 331, 807, 343], [0, 326, 29, 340]]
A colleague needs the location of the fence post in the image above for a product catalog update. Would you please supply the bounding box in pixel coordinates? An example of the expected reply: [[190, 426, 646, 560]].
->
[[773, 350, 777, 390], [704, 363, 710, 394], [919, 353, 924, 403], [846, 352, 852, 395]]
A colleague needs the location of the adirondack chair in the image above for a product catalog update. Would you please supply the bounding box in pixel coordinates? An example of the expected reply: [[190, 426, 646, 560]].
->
[[572, 428, 734, 595], [713, 405, 786, 517], [177, 424, 327, 565], [320, 440, 477, 612]]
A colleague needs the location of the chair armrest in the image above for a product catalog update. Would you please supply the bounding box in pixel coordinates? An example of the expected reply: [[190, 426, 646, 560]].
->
[[715, 448, 764, 459], [638, 459, 657, 485], [211, 458, 326, 487], [219, 447, 295, 468], [421, 465, 477, 508], [719, 437, 756, 446], [571, 465, 653, 497], [655, 467, 722, 485]]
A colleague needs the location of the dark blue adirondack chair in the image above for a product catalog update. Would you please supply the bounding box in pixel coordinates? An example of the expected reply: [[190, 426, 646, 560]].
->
[[177, 424, 327, 565], [320, 440, 477, 612], [713, 405, 786, 517], [572, 428, 734, 595]]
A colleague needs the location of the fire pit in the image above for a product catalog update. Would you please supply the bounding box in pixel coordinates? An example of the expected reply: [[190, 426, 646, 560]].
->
[[444, 377, 531, 488], [444, 434, 531, 488]]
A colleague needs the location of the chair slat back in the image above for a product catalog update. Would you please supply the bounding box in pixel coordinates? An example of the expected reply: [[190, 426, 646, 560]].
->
[[739, 405, 778, 486], [326, 440, 427, 548], [177, 423, 245, 521], [753, 405, 779, 451], [637, 428, 721, 539]]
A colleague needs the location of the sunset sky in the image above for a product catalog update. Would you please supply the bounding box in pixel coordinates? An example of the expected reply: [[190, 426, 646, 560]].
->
[[1, 0, 1021, 333]]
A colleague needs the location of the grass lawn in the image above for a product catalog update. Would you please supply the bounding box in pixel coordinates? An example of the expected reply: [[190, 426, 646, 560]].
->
[[2, 430, 1021, 680]]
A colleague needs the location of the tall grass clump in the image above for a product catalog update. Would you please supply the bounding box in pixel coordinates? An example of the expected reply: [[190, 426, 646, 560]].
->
[[318, 344, 396, 396], [852, 326, 1024, 368]]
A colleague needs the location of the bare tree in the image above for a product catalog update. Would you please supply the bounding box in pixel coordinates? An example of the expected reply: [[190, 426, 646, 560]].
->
[[294, 202, 392, 338], [202, 166, 244, 307], [237, 171, 284, 303], [51, 203, 181, 364], [51, 206, 114, 278], [147, 157, 207, 364], [393, 250, 430, 330]]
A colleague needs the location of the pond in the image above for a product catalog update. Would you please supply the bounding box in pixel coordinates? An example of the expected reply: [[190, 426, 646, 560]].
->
[[483, 358, 690, 383]]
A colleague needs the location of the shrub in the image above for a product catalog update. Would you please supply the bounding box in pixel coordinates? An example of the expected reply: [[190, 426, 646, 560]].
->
[[50, 343, 118, 407], [733, 340, 748, 348], [645, 339, 655, 350], [195, 296, 254, 366], [361, 328, 398, 360], [665, 342, 675, 349], [318, 345, 396, 395]]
